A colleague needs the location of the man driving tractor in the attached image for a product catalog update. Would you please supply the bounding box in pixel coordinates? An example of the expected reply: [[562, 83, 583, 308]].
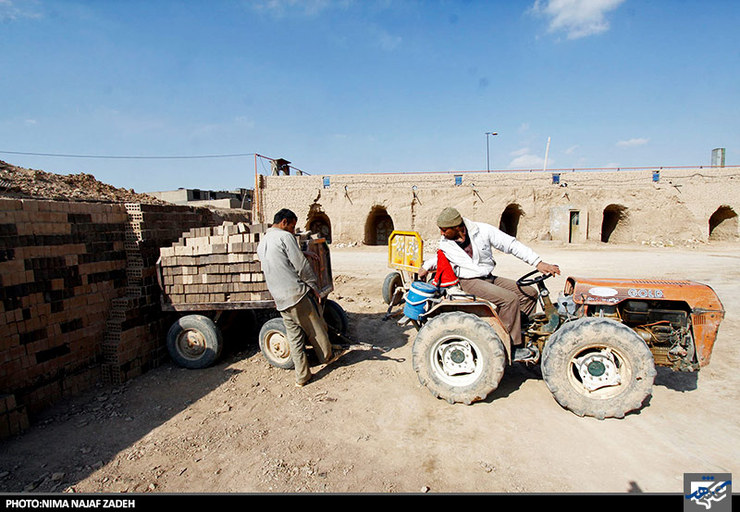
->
[[418, 207, 561, 361]]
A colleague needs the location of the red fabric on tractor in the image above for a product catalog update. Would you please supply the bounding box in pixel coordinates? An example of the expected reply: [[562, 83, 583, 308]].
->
[[432, 249, 459, 288]]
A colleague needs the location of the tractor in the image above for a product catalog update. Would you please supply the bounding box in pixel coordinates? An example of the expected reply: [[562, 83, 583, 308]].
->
[[383, 231, 725, 419]]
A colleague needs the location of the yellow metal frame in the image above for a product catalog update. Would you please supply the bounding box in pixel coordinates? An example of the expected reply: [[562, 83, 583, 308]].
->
[[388, 230, 424, 272]]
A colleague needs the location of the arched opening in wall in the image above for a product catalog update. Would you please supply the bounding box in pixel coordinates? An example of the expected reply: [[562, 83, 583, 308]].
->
[[601, 204, 629, 243], [364, 206, 394, 246], [499, 204, 524, 237], [307, 211, 332, 243], [708, 206, 738, 241]]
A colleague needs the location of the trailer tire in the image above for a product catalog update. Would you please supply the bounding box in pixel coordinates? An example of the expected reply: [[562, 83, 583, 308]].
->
[[258, 317, 295, 369], [541, 317, 656, 419], [323, 299, 349, 341], [412, 312, 506, 405], [167, 314, 223, 369]]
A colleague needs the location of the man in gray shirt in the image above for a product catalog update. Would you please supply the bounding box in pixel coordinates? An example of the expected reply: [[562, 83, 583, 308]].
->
[[256, 209, 337, 386]]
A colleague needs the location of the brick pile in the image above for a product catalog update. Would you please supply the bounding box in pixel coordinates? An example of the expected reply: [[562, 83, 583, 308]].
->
[[99, 204, 252, 385], [1, 198, 251, 437], [158, 223, 333, 307], [158, 222, 272, 305], [0, 198, 129, 435]]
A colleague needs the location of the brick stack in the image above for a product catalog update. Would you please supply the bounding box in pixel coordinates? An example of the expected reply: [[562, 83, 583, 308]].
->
[[0, 198, 129, 434], [158, 223, 334, 307], [100, 204, 252, 385], [158, 222, 272, 305], [0, 394, 29, 439], [0, 198, 252, 436], [100, 203, 159, 385]]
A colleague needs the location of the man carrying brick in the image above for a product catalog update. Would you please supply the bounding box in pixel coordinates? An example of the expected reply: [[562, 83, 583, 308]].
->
[[256, 208, 341, 386]]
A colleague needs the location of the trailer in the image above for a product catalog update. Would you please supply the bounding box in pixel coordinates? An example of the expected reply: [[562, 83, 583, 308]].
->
[[157, 222, 348, 369]]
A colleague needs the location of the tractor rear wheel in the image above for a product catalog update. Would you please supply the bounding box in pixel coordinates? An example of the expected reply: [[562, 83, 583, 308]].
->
[[412, 312, 507, 405], [541, 317, 656, 419]]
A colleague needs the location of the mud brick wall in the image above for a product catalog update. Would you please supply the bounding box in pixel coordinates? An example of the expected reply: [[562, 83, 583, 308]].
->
[[0, 198, 249, 437], [258, 166, 740, 245]]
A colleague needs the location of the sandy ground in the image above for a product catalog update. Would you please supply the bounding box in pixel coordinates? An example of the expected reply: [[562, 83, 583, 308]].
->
[[0, 241, 738, 495]]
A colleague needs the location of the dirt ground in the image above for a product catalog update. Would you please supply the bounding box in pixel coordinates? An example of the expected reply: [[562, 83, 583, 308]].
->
[[1, 241, 738, 495]]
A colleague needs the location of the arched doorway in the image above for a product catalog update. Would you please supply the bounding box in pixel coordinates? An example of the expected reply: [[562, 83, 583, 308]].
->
[[499, 203, 524, 237], [306, 205, 332, 243], [709, 206, 738, 241], [601, 204, 628, 243], [365, 206, 394, 246]]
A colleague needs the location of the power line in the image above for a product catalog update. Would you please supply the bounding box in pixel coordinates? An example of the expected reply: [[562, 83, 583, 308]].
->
[[0, 150, 256, 160]]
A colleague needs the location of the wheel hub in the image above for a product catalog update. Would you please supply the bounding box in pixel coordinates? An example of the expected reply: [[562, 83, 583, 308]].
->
[[267, 332, 290, 359], [438, 341, 476, 376], [178, 329, 206, 359], [574, 349, 621, 391]]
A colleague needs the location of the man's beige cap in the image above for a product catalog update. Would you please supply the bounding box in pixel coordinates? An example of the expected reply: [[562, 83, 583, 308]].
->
[[437, 207, 463, 228]]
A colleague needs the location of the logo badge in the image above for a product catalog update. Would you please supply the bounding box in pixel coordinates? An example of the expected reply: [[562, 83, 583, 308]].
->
[[684, 473, 732, 511]]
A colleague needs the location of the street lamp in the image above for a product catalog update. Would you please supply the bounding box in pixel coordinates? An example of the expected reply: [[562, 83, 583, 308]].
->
[[485, 131, 498, 172]]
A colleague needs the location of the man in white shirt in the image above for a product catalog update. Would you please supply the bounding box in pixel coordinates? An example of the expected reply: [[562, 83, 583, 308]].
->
[[257, 209, 338, 386], [418, 207, 560, 359]]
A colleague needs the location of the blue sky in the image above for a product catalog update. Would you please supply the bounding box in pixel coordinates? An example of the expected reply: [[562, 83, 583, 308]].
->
[[1, 0, 738, 193]]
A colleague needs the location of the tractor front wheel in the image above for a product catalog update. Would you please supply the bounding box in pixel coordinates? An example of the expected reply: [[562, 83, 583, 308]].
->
[[382, 271, 404, 305], [412, 312, 507, 405], [541, 317, 656, 419]]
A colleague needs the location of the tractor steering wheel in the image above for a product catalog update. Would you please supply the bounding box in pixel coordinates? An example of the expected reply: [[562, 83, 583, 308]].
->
[[516, 269, 554, 288]]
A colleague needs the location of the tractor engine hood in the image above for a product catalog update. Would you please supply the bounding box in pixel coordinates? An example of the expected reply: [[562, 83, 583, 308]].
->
[[564, 277, 725, 368], [565, 277, 724, 313], [564, 277, 724, 312]]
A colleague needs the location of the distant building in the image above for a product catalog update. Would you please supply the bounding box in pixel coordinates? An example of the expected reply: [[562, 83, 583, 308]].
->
[[149, 188, 252, 210]]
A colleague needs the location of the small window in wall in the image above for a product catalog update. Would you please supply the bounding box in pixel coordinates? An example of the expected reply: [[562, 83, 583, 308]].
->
[[323, 177, 331, 188]]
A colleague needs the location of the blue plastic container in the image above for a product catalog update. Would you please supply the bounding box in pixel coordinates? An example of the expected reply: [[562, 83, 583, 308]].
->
[[403, 281, 438, 320]]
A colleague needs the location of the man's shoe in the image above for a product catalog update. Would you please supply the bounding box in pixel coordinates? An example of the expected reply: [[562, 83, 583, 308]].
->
[[295, 374, 312, 387], [324, 347, 347, 366], [513, 346, 539, 363]]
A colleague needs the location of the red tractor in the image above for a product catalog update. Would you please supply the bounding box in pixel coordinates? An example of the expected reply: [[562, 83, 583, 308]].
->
[[383, 231, 725, 419]]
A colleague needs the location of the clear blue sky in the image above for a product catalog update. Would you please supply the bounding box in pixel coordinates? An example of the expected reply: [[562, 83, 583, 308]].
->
[[1, 0, 738, 193]]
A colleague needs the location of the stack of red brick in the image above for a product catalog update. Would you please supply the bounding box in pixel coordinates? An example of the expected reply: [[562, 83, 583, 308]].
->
[[0, 198, 250, 438], [0, 198, 129, 436]]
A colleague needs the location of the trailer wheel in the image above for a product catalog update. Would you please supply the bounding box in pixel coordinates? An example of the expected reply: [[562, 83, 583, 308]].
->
[[382, 271, 403, 305], [541, 317, 656, 419], [412, 312, 507, 405], [167, 314, 223, 369], [258, 318, 295, 369], [323, 299, 349, 340]]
